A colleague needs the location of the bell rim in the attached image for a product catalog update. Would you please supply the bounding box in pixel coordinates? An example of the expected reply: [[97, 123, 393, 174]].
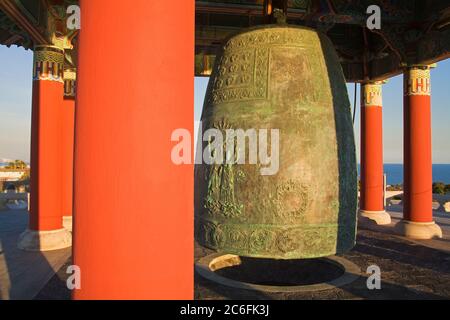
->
[[195, 217, 357, 259]]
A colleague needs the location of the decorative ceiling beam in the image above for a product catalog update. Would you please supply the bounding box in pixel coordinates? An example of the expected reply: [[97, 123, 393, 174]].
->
[[416, 27, 450, 65], [196, 1, 307, 19], [3, 33, 23, 46], [0, 0, 49, 45]]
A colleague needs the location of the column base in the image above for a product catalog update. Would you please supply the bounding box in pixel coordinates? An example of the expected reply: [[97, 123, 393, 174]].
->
[[394, 220, 443, 240], [444, 202, 450, 213], [359, 210, 391, 225], [63, 216, 72, 232], [17, 228, 72, 252]]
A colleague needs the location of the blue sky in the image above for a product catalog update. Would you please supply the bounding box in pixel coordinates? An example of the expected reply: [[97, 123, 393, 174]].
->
[[1, 44, 449, 163], [0, 45, 32, 162]]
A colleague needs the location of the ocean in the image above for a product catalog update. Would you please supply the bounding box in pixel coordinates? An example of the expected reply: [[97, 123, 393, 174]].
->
[[2, 163, 449, 185], [358, 164, 450, 185]]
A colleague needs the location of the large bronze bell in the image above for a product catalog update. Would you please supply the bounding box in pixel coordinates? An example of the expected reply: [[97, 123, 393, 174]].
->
[[195, 25, 357, 259]]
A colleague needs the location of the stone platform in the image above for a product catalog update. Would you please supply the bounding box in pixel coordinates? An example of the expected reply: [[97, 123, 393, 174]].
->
[[15, 209, 450, 300], [194, 227, 450, 299]]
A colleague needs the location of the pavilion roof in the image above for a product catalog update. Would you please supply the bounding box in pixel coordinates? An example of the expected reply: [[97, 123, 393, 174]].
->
[[196, 0, 450, 81], [1, 0, 449, 81]]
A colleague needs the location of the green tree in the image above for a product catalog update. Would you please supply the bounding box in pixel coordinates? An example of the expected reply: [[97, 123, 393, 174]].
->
[[5, 160, 27, 170], [446, 184, 450, 194], [432, 182, 446, 195]]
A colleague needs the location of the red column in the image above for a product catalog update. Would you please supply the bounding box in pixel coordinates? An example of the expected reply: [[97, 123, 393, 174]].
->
[[73, 0, 194, 299], [396, 65, 442, 239], [18, 45, 72, 251], [360, 81, 391, 225], [61, 68, 76, 232]]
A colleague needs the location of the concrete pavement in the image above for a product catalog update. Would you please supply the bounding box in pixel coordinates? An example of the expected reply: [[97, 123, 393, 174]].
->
[[0, 209, 71, 300]]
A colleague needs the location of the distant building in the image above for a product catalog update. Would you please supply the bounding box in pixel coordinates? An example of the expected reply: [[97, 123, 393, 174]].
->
[[0, 169, 28, 182]]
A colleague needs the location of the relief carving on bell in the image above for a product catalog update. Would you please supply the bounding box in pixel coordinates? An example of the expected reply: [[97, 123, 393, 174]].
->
[[195, 25, 358, 259]]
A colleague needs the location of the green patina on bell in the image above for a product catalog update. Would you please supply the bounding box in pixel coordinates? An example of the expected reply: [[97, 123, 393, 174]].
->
[[195, 25, 357, 259]]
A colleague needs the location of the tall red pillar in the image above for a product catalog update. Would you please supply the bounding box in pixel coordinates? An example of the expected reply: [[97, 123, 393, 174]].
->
[[396, 65, 442, 239], [359, 81, 391, 225], [61, 68, 76, 232], [73, 0, 194, 299], [18, 45, 72, 251]]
